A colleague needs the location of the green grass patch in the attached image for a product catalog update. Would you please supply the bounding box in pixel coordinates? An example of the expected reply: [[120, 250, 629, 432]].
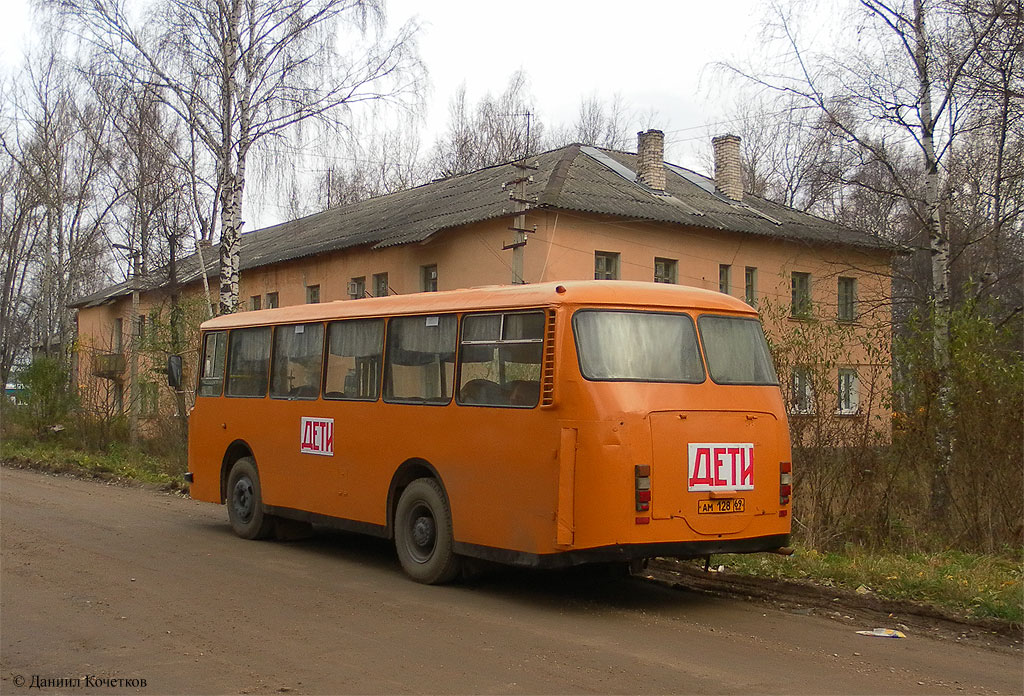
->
[[717, 545, 1023, 623], [0, 438, 186, 489]]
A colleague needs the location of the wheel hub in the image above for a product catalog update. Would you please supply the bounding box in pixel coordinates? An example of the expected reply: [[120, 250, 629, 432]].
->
[[412, 514, 435, 548], [232, 478, 254, 522]]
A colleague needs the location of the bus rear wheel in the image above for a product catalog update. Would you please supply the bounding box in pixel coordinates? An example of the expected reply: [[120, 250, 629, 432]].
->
[[226, 457, 274, 540], [394, 478, 461, 584]]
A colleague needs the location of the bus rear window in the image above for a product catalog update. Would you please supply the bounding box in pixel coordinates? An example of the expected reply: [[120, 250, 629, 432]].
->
[[572, 310, 705, 383], [698, 315, 778, 385]]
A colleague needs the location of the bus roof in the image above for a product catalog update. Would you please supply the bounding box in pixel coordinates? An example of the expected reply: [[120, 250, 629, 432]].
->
[[200, 280, 758, 330]]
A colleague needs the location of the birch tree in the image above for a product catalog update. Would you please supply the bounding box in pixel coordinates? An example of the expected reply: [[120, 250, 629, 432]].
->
[[58, 0, 421, 313], [723, 0, 1016, 521]]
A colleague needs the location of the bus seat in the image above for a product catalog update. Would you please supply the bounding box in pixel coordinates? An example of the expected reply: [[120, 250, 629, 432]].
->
[[508, 380, 540, 406], [460, 379, 505, 405]]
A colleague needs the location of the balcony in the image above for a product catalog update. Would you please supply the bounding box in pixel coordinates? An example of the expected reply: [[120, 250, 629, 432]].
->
[[93, 352, 126, 380]]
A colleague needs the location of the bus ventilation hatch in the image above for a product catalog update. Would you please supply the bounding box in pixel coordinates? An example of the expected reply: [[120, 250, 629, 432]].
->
[[542, 309, 556, 406]]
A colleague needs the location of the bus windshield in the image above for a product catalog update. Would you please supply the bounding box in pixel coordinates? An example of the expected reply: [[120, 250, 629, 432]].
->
[[697, 315, 778, 385], [572, 310, 705, 382]]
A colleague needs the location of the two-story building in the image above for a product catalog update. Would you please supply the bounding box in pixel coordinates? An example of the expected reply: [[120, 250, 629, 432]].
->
[[71, 130, 896, 432]]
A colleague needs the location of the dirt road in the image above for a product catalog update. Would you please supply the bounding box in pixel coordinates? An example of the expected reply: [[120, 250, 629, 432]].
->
[[1, 467, 1020, 695]]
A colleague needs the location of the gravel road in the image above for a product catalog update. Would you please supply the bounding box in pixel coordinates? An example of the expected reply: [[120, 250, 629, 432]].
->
[[1, 467, 1020, 695]]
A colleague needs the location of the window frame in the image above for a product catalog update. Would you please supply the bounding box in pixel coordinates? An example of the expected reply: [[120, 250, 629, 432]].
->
[[696, 314, 779, 386], [653, 257, 677, 284], [382, 313, 457, 406], [571, 308, 706, 384], [791, 272, 812, 319], [225, 326, 273, 399], [744, 266, 757, 306], [594, 251, 620, 280], [422, 265, 438, 292], [323, 317, 385, 402], [837, 276, 857, 322], [837, 367, 860, 415], [373, 273, 389, 297], [719, 264, 731, 294], [790, 365, 815, 414], [456, 310, 546, 409], [269, 322, 325, 401], [306, 284, 320, 304], [249, 295, 262, 311], [265, 292, 279, 309], [197, 330, 227, 397], [349, 277, 366, 300]]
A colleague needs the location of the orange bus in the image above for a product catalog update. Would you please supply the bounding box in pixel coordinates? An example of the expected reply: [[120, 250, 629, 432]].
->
[[179, 281, 792, 583]]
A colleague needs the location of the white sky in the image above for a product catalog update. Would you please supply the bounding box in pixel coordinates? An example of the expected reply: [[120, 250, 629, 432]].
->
[[1, 0, 779, 229]]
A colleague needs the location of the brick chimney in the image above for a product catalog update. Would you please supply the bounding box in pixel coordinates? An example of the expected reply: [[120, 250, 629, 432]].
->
[[712, 134, 743, 201], [636, 129, 666, 192]]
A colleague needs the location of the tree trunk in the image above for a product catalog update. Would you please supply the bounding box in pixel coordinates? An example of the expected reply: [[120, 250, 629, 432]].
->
[[914, 0, 954, 523]]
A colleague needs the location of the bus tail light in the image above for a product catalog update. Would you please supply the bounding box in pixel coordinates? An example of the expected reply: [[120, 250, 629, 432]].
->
[[780, 461, 792, 506], [635, 465, 651, 514]]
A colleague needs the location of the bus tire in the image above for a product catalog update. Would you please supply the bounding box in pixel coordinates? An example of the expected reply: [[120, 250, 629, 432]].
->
[[226, 457, 274, 540], [394, 478, 461, 584]]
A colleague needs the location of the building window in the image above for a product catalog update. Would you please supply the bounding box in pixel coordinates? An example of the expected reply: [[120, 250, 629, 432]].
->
[[141, 382, 159, 417], [265, 292, 279, 309], [114, 318, 123, 352], [719, 264, 731, 294], [791, 366, 814, 414], [745, 267, 757, 306], [373, 272, 389, 297], [422, 265, 438, 292], [837, 277, 856, 322], [348, 276, 366, 300], [654, 257, 677, 284], [791, 272, 812, 318], [306, 284, 320, 304], [838, 368, 859, 414], [250, 295, 261, 311], [594, 251, 619, 280]]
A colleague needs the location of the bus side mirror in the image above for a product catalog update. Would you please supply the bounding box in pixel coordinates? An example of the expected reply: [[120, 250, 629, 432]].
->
[[167, 355, 183, 389]]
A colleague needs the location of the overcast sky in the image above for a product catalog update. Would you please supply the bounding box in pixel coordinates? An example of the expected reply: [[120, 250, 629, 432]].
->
[[1, 0, 785, 229]]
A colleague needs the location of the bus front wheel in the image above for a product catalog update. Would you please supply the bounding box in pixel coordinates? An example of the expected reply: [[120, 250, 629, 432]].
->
[[226, 457, 274, 540], [394, 478, 461, 584]]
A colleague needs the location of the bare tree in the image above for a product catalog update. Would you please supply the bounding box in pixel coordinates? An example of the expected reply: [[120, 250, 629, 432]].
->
[[430, 71, 543, 177], [722, 0, 1015, 520], [1, 47, 116, 376], [315, 115, 427, 209], [570, 92, 632, 150], [57, 0, 422, 313]]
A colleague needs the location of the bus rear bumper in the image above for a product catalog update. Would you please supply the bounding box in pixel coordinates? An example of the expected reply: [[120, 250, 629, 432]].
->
[[453, 534, 792, 570]]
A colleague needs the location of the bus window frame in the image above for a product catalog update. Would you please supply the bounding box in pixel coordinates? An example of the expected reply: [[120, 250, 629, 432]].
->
[[382, 313, 458, 407], [570, 308, 707, 384], [322, 317, 386, 402], [224, 326, 273, 399], [455, 309, 546, 409], [197, 330, 227, 397], [696, 313, 780, 387], [269, 321, 326, 401]]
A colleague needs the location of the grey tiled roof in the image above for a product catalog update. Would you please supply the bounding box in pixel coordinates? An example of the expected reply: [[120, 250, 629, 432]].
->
[[72, 144, 894, 308]]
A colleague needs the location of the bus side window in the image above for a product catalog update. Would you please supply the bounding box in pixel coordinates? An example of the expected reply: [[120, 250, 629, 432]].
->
[[270, 323, 324, 400], [324, 318, 384, 400], [226, 327, 272, 398], [198, 331, 227, 397], [383, 315, 457, 404], [458, 311, 544, 408]]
